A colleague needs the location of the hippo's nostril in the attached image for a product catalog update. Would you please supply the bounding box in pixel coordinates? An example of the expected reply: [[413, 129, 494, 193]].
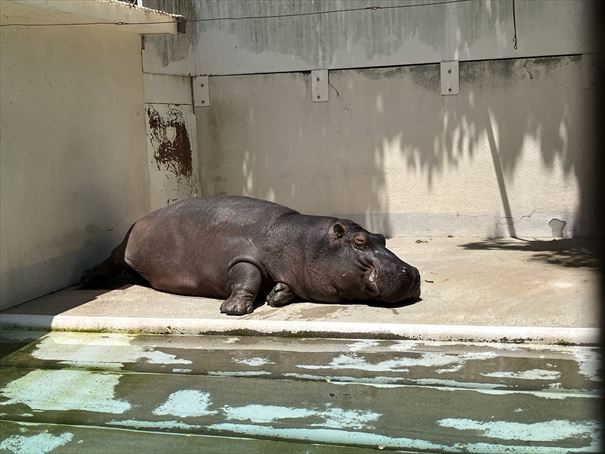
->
[[402, 267, 420, 279], [410, 267, 419, 280]]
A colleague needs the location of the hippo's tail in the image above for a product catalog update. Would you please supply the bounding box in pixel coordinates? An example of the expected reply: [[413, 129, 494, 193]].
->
[[79, 256, 121, 288], [80, 225, 143, 288]]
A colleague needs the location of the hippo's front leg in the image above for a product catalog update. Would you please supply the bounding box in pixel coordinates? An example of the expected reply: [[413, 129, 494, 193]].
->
[[220, 262, 261, 315], [266, 283, 297, 307]]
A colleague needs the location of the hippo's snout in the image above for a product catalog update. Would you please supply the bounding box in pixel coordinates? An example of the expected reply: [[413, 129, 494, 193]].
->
[[377, 263, 421, 303], [406, 266, 421, 300], [398, 265, 421, 300]]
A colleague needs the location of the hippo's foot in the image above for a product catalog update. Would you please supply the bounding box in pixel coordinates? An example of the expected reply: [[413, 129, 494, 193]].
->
[[80, 268, 93, 285], [266, 283, 296, 307], [220, 297, 254, 315], [221, 262, 262, 316], [79, 257, 118, 288]]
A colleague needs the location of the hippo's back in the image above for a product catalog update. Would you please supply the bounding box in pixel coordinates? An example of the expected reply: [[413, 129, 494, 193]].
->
[[123, 196, 297, 297]]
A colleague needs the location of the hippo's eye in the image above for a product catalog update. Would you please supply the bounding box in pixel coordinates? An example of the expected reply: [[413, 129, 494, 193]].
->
[[353, 235, 367, 247]]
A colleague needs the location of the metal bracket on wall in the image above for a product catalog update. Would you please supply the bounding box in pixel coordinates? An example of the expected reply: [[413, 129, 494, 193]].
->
[[176, 17, 187, 34], [440, 61, 459, 95], [193, 76, 210, 107], [311, 70, 328, 102], [582, 55, 596, 89]]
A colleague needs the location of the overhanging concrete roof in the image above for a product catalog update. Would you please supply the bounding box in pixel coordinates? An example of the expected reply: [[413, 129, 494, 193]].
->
[[0, 0, 180, 34]]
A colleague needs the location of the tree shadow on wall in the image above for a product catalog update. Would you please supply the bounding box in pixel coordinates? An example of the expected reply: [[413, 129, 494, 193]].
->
[[459, 238, 598, 268], [187, 0, 596, 240], [198, 55, 594, 238], [369, 56, 593, 238]]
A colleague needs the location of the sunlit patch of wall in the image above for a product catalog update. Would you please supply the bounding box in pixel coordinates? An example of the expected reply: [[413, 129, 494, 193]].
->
[[195, 56, 592, 238]]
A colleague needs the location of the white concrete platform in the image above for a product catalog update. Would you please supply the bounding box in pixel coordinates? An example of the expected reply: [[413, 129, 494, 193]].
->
[[1, 238, 599, 344]]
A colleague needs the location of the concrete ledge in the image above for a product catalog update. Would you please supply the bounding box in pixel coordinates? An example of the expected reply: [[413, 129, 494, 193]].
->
[[1, 238, 598, 345], [0, 313, 598, 345]]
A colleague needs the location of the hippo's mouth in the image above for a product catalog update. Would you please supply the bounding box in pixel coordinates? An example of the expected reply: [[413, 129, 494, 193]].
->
[[366, 266, 422, 303], [363, 267, 380, 297]]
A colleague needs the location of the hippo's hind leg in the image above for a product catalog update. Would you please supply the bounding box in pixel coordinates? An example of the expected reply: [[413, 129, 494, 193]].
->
[[266, 283, 297, 308], [80, 257, 118, 288], [80, 228, 139, 288], [220, 262, 262, 315]]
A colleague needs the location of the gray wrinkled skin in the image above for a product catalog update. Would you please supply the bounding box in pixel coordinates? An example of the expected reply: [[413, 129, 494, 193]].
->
[[82, 196, 421, 315]]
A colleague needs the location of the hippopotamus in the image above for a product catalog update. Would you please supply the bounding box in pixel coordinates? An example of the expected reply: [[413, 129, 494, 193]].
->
[[81, 196, 421, 315]]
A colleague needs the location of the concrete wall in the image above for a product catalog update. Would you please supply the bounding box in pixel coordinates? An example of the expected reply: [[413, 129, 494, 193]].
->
[[143, 74, 200, 211], [197, 56, 594, 238], [0, 26, 151, 310], [142, 0, 594, 75], [143, 0, 595, 238]]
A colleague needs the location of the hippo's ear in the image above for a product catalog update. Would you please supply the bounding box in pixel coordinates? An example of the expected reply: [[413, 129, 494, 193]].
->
[[331, 222, 346, 239]]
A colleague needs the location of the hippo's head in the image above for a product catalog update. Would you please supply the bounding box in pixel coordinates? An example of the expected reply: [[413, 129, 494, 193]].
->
[[321, 220, 421, 303]]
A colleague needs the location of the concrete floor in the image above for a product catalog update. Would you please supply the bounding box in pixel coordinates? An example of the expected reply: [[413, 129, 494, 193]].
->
[[0, 332, 601, 452], [0, 238, 599, 342], [0, 237, 601, 452]]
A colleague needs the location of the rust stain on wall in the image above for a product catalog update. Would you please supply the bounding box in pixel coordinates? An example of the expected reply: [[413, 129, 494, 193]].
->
[[147, 106, 192, 178]]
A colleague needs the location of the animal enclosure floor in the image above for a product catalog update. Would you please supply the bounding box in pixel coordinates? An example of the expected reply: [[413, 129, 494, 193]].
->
[[0, 332, 601, 452], [0, 238, 599, 343]]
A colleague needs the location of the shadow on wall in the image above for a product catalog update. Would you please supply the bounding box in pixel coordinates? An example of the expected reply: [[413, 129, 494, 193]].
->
[[396, 56, 593, 238], [197, 55, 594, 238]]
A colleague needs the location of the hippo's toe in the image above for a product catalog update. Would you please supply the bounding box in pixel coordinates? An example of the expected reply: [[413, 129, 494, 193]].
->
[[220, 297, 254, 315], [266, 283, 296, 307]]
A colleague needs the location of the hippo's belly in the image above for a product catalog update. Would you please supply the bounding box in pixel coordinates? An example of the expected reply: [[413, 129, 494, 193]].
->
[[124, 221, 236, 298], [122, 197, 293, 298]]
